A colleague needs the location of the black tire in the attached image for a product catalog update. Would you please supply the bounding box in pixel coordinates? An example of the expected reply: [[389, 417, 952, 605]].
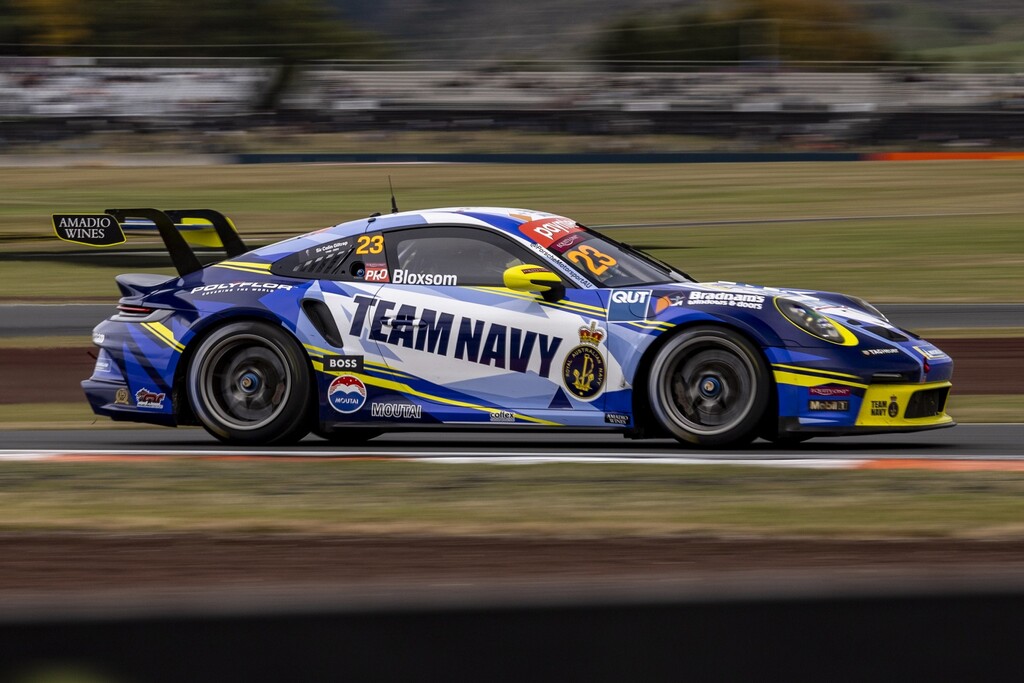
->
[[186, 320, 313, 445], [314, 428, 381, 445], [647, 326, 771, 447]]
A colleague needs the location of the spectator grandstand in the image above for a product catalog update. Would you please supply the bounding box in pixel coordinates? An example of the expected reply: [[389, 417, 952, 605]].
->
[[2, 58, 1023, 147]]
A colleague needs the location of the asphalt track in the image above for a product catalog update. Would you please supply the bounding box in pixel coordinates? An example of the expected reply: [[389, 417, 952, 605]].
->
[[2, 424, 1021, 466], [3, 303, 1023, 337]]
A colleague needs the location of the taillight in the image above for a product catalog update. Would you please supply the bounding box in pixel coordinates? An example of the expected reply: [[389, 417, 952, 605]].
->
[[117, 304, 154, 315]]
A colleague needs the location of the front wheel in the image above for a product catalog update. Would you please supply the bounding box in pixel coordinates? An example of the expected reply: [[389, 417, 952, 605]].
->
[[186, 321, 313, 445], [647, 327, 771, 447]]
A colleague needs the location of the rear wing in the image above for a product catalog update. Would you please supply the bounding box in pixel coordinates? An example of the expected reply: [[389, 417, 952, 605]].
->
[[104, 208, 249, 277]]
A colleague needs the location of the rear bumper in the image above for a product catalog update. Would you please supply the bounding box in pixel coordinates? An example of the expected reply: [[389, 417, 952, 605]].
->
[[82, 378, 178, 427]]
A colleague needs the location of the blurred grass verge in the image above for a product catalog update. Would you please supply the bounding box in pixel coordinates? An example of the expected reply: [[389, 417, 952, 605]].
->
[[1, 162, 1022, 302], [0, 460, 1023, 538], [0, 395, 1018, 429]]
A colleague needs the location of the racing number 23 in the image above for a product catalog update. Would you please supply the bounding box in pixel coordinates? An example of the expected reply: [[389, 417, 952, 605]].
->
[[566, 244, 617, 276], [356, 235, 384, 255]]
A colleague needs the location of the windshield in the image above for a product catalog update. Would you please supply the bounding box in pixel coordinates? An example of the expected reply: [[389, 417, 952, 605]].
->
[[544, 227, 690, 287]]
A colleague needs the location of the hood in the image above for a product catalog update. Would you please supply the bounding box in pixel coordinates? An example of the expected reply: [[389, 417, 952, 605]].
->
[[649, 280, 889, 324]]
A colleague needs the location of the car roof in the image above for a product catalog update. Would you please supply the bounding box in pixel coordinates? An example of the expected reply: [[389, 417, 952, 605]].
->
[[250, 207, 572, 260]]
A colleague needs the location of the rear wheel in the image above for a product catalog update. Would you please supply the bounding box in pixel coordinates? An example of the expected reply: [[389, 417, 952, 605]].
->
[[647, 327, 770, 447], [186, 321, 313, 445]]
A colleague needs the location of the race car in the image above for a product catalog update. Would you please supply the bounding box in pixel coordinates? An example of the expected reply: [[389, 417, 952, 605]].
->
[[82, 206, 954, 447]]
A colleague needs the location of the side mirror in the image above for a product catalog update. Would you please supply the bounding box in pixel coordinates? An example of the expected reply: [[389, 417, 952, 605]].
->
[[503, 264, 566, 303]]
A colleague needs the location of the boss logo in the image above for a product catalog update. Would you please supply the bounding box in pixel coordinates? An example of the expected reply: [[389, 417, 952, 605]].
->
[[323, 355, 364, 372]]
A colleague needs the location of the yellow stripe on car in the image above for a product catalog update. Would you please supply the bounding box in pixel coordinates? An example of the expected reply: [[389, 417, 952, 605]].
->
[[211, 263, 273, 275], [141, 322, 185, 352], [773, 370, 869, 390], [771, 363, 862, 380], [468, 287, 606, 317]]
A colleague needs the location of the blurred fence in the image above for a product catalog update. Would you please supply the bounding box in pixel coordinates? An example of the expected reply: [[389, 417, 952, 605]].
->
[[2, 57, 1024, 145]]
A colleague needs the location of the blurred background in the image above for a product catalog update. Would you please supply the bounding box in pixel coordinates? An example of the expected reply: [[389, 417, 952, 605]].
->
[[1, 0, 1024, 154]]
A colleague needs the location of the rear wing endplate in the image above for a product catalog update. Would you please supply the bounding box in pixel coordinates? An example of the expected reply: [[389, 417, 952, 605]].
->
[[104, 208, 249, 277]]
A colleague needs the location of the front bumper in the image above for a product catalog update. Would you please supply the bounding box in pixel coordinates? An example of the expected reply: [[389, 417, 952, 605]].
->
[[779, 380, 955, 437]]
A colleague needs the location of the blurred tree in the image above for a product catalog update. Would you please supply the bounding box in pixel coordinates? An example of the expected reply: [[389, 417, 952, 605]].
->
[[592, 0, 892, 69], [10, 0, 89, 45], [731, 0, 891, 62], [2, 0, 389, 60]]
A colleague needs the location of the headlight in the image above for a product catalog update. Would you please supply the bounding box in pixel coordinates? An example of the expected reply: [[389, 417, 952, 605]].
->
[[776, 298, 845, 343]]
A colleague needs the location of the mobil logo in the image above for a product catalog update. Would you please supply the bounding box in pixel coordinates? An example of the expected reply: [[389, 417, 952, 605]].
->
[[328, 374, 367, 414], [607, 289, 651, 321]]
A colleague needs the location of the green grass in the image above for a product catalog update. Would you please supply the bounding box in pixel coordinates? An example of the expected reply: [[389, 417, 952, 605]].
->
[[0, 460, 1023, 538], [944, 395, 1024, 423], [1, 162, 1023, 301]]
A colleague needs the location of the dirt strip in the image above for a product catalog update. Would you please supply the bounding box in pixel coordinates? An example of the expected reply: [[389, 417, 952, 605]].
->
[[2, 534, 1024, 594], [1, 338, 1019, 405]]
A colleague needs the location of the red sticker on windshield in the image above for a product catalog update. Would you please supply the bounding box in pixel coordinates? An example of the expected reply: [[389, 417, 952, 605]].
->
[[549, 232, 586, 253], [519, 217, 582, 248]]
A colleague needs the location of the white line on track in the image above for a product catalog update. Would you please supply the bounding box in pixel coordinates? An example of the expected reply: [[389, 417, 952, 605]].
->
[[0, 449, 863, 468]]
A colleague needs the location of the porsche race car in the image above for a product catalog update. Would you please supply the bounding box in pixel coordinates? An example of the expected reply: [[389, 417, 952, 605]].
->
[[83, 206, 954, 447]]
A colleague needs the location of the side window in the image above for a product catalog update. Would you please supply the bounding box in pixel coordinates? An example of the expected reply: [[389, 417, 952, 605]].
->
[[384, 226, 548, 287], [270, 232, 387, 282]]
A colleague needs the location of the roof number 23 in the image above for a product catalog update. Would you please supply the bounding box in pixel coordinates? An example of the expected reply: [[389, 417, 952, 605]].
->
[[356, 235, 384, 255], [566, 244, 617, 276]]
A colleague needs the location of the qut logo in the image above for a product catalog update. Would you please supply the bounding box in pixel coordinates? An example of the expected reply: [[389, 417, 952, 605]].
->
[[610, 290, 650, 305], [607, 289, 652, 322]]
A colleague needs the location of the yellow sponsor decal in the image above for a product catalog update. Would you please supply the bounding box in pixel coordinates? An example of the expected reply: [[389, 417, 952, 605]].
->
[[855, 381, 954, 428]]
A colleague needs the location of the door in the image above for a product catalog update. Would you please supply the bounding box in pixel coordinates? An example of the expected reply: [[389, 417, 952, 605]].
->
[[355, 225, 609, 424]]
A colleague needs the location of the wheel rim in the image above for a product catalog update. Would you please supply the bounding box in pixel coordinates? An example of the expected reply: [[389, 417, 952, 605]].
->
[[198, 333, 292, 431], [659, 339, 758, 436]]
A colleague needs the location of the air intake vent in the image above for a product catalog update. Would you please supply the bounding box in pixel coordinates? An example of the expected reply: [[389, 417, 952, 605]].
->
[[301, 299, 344, 348], [905, 386, 950, 419], [864, 326, 908, 342], [871, 372, 914, 384]]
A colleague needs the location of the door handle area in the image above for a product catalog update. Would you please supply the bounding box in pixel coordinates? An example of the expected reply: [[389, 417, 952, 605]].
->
[[381, 317, 425, 329]]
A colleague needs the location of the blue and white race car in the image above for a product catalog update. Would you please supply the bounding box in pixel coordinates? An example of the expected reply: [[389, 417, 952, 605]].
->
[[83, 206, 954, 447]]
